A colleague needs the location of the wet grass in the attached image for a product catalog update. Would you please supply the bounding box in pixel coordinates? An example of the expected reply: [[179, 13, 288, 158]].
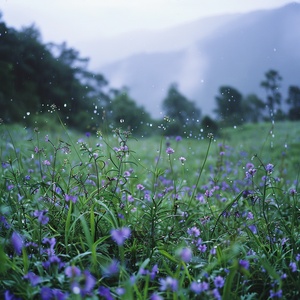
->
[[0, 120, 300, 299]]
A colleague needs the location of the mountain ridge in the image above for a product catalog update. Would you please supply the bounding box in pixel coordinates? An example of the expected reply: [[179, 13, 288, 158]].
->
[[99, 2, 300, 118]]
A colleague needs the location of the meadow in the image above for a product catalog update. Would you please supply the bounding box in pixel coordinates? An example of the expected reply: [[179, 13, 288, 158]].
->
[[0, 119, 300, 299]]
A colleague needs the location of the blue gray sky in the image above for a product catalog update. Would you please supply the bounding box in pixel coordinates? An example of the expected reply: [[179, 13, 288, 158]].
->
[[0, 0, 295, 67]]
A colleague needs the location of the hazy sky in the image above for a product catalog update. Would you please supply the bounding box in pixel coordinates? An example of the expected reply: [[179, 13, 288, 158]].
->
[[0, 0, 295, 67]]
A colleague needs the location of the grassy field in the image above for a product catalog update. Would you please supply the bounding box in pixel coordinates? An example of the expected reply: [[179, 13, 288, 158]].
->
[[0, 120, 300, 299]]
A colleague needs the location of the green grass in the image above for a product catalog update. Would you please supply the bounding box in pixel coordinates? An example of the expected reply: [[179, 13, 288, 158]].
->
[[0, 119, 300, 299]]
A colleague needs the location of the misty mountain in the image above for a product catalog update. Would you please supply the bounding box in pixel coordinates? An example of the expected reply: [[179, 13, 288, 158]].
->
[[99, 2, 300, 118]]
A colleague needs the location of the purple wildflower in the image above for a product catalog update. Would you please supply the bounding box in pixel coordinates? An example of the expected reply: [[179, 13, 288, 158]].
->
[[190, 281, 209, 294], [187, 226, 200, 237], [24, 272, 41, 286], [166, 147, 175, 154], [65, 266, 81, 278], [265, 163, 274, 174], [102, 259, 120, 277], [270, 289, 283, 298], [33, 210, 49, 225], [289, 262, 297, 272], [4, 290, 21, 300], [239, 259, 250, 270], [11, 232, 23, 255], [248, 224, 257, 234], [40, 286, 53, 300], [98, 286, 114, 300], [214, 275, 225, 288], [111, 227, 131, 246], [150, 293, 164, 300], [136, 184, 145, 190], [0, 215, 10, 229], [198, 244, 207, 253], [65, 194, 78, 203], [212, 288, 221, 300], [159, 276, 178, 292], [179, 156, 186, 164], [177, 247, 192, 262]]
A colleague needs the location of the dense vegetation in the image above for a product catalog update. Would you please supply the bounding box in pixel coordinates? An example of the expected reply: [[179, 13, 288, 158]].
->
[[1, 13, 300, 298], [1, 14, 300, 138], [0, 119, 300, 299]]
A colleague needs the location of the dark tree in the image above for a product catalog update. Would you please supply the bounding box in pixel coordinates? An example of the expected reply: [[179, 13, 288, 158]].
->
[[214, 86, 244, 127], [110, 88, 152, 136], [0, 15, 111, 131], [260, 70, 282, 120], [286, 85, 300, 120], [162, 83, 201, 135], [242, 94, 265, 123]]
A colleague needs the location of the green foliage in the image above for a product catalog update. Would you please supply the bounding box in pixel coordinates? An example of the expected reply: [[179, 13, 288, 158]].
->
[[162, 83, 201, 136], [214, 86, 244, 127], [109, 88, 153, 136], [1, 120, 300, 298], [260, 69, 283, 120], [286, 85, 300, 120], [0, 17, 109, 131]]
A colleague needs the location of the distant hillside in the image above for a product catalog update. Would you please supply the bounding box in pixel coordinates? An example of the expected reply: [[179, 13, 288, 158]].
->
[[99, 2, 300, 118]]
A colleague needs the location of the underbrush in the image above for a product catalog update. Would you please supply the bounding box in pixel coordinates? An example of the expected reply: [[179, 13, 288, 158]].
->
[[0, 121, 299, 299]]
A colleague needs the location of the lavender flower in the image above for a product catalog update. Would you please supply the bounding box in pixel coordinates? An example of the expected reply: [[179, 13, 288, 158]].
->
[[190, 281, 209, 294], [214, 275, 225, 288], [98, 286, 114, 300], [150, 293, 164, 300], [265, 163, 274, 174], [111, 227, 131, 245], [166, 147, 175, 154], [187, 226, 200, 237], [24, 272, 41, 286], [65, 266, 81, 278], [33, 210, 49, 225], [177, 247, 192, 262], [159, 276, 178, 292], [239, 259, 250, 270], [11, 232, 23, 255]]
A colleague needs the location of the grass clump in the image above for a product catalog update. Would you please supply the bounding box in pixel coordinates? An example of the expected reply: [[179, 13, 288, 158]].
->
[[0, 120, 300, 299]]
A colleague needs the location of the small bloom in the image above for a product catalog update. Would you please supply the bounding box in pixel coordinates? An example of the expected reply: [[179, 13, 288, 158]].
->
[[102, 259, 120, 277], [248, 224, 257, 234], [98, 286, 113, 300], [11, 232, 23, 255], [136, 184, 145, 190], [214, 275, 225, 288], [159, 276, 178, 292], [239, 259, 250, 270], [179, 156, 186, 164], [177, 247, 192, 262], [65, 266, 81, 278], [43, 160, 51, 166], [166, 147, 175, 154], [111, 227, 131, 246], [265, 163, 274, 174], [24, 272, 41, 286], [270, 289, 283, 298], [150, 293, 163, 300], [187, 226, 200, 237], [40, 286, 53, 300], [289, 262, 297, 272], [190, 281, 209, 294], [33, 210, 49, 225], [65, 194, 78, 203]]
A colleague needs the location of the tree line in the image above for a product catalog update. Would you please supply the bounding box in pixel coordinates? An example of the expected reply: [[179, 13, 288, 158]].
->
[[1, 14, 300, 137]]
